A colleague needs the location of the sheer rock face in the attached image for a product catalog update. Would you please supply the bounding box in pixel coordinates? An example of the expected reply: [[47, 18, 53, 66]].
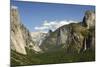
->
[[11, 6, 35, 55], [82, 10, 95, 29], [40, 10, 95, 53]]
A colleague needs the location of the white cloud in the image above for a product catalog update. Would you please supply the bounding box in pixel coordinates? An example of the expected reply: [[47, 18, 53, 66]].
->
[[34, 20, 77, 32], [34, 26, 48, 30], [11, 6, 18, 9]]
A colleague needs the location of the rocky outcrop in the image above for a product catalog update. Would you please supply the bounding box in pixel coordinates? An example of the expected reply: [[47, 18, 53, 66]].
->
[[40, 10, 95, 53], [11, 6, 35, 55], [82, 10, 95, 29]]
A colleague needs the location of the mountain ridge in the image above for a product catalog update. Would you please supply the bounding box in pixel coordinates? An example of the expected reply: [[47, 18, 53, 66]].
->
[[40, 10, 95, 53]]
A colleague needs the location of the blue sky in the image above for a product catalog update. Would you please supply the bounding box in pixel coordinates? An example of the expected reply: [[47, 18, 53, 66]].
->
[[11, 0, 95, 32]]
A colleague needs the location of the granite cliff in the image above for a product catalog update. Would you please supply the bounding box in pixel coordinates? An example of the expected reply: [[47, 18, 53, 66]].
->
[[11, 6, 42, 55]]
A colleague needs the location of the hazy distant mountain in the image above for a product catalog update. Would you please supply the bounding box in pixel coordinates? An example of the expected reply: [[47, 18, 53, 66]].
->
[[31, 32, 47, 45], [31, 31, 47, 52]]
